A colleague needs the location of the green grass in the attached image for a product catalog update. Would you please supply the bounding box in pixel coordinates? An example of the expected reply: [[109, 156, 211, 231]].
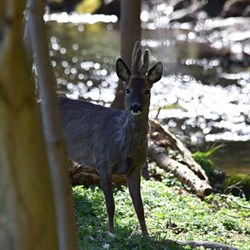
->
[[72, 173, 250, 250]]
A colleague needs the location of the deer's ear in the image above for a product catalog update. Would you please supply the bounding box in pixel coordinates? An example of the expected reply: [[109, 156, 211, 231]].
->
[[116, 58, 131, 81], [148, 62, 163, 83]]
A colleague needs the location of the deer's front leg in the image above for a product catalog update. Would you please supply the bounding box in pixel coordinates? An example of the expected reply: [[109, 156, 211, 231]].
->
[[99, 170, 115, 235], [127, 168, 148, 235]]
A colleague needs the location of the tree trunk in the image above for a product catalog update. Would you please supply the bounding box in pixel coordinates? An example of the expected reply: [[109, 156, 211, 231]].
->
[[120, 0, 141, 67], [111, 0, 141, 109], [25, 1, 78, 249], [0, 1, 58, 249], [0, 1, 5, 39]]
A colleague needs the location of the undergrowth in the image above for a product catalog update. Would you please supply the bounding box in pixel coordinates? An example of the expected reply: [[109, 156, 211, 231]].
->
[[72, 171, 250, 250]]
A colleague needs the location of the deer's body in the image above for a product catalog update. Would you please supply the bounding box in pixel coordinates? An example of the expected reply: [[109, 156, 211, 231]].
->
[[59, 42, 163, 235], [60, 98, 148, 174]]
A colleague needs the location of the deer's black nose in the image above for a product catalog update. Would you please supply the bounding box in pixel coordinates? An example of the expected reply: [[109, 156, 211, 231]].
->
[[130, 103, 142, 115]]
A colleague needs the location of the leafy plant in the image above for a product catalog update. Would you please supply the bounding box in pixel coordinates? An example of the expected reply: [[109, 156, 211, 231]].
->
[[72, 178, 250, 250], [192, 145, 226, 188], [192, 144, 223, 173]]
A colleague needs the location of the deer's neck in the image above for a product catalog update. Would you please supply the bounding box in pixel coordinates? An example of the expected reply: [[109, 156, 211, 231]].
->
[[119, 110, 149, 157], [114, 110, 149, 155], [124, 110, 149, 136]]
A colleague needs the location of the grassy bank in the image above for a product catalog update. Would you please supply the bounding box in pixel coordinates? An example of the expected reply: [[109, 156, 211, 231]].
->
[[72, 172, 250, 250]]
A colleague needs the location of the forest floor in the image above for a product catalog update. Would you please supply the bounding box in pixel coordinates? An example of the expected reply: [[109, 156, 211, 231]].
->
[[72, 165, 250, 250]]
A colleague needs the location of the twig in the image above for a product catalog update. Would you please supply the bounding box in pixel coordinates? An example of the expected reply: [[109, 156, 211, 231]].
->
[[176, 240, 239, 250], [229, 196, 250, 210]]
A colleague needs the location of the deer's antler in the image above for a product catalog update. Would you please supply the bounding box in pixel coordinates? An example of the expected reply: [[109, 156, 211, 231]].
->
[[140, 49, 150, 75], [131, 41, 142, 75], [131, 41, 150, 76]]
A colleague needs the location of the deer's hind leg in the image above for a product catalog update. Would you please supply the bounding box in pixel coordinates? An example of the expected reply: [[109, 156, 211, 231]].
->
[[98, 167, 115, 235]]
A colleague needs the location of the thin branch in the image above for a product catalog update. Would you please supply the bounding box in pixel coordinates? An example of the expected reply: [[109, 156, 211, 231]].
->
[[228, 195, 250, 209]]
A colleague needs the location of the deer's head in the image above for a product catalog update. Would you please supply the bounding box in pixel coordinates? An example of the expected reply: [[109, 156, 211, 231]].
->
[[116, 41, 163, 116]]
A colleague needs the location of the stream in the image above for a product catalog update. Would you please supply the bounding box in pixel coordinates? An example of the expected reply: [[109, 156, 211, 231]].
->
[[45, 7, 250, 174]]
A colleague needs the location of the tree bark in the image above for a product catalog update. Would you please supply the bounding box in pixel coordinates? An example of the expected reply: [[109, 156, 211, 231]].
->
[[0, 1, 5, 40], [0, 1, 58, 249], [111, 0, 141, 109], [25, 1, 78, 249]]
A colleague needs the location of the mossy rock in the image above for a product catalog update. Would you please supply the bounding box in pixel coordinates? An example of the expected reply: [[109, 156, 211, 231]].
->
[[224, 173, 250, 199]]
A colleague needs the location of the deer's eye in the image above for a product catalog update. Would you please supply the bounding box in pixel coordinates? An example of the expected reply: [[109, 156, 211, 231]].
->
[[126, 89, 131, 94], [144, 89, 150, 95]]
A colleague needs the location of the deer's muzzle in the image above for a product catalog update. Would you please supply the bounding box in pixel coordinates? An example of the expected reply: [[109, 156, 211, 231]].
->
[[130, 103, 142, 115]]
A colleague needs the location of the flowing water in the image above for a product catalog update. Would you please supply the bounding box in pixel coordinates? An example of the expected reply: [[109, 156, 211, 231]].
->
[[45, 9, 250, 174]]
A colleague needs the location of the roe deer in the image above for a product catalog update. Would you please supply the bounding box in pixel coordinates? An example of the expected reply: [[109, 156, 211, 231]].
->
[[59, 41, 163, 236]]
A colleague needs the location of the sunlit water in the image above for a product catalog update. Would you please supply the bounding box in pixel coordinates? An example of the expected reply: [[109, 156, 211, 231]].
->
[[45, 10, 250, 174]]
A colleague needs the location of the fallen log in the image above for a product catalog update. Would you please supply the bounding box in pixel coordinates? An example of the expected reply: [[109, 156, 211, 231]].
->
[[69, 165, 127, 187], [148, 143, 212, 197], [150, 119, 209, 182]]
